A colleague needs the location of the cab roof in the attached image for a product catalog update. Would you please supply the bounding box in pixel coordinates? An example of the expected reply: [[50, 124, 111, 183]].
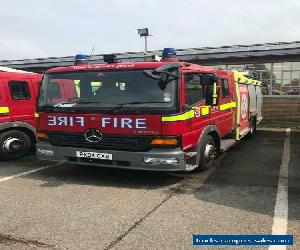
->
[[46, 61, 216, 74]]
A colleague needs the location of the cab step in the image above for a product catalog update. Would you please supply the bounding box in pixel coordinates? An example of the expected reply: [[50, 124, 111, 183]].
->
[[240, 128, 250, 137], [220, 139, 236, 152]]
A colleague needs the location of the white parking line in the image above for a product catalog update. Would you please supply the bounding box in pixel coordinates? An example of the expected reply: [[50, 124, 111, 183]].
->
[[0, 162, 63, 183], [269, 128, 291, 250]]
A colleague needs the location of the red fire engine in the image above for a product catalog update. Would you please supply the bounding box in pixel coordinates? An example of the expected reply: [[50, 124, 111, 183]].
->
[[35, 49, 262, 171], [0, 68, 43, 160]]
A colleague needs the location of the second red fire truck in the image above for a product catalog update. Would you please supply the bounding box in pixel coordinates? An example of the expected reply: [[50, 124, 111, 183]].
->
[[35, 49, 262, 171], [0, 67, 43, 160]]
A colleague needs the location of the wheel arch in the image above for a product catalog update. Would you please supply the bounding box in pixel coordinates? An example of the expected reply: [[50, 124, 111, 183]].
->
[[196, 125, 221, 164], [0, 122, 36, 144]]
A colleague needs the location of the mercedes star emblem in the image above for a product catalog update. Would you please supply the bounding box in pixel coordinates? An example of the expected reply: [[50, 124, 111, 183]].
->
[[84, 129, 103, 143]]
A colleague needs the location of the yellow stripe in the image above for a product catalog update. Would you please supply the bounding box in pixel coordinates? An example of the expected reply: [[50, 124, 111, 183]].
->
[[162, 110, 195, 122], [0, 106, 9, 114], [233, 71, 261, 86], [200, 106, 210, 115], [34, 112, 40, 118], [220, 102, 236, 111]]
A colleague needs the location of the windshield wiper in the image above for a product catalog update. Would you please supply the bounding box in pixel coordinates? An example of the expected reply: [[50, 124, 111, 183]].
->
[[107, 101, 167, 113], [54, 100, 103, 107]]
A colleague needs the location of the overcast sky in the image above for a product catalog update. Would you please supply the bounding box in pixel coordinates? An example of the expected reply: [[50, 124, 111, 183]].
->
[[0, 0, 299, 60]]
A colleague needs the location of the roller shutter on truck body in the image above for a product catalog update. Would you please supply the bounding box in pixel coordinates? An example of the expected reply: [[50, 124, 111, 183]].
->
[[248, 84, 257, 113], [255, 85, 263, 122]]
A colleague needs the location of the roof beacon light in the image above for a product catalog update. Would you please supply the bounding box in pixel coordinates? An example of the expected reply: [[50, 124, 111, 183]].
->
[[103, 54, 118, 63], [74, 54, 89, 65], [161, 48, 178, 62]]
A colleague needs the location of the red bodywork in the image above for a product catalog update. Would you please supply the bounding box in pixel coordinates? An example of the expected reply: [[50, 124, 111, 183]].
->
[[0, 72, 43, 128], [37, 62, 240, 152]]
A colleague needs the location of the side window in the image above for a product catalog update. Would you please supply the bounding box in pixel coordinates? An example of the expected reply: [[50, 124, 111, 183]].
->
[[184, 74, 204, 105], [221, 79, 229, 98], [9, 81, 30, 100]]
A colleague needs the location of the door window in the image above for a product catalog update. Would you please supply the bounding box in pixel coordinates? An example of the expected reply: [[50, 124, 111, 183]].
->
[[9, 81, 31, 100], [184, 74, 204, 105]]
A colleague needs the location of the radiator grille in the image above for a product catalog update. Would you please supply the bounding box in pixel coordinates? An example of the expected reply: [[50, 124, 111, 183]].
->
[[46, 132, 153, 152]]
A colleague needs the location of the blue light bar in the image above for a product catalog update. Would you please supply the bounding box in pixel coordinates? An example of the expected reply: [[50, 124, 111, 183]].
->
[[74, 54, 89, 65], [162, 48, 176, 57]]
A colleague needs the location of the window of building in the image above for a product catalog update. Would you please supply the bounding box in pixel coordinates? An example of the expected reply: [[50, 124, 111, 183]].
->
[[221, 79, 229, 97], [9, 81, 30, 100], [282, 62, 292, 71], [292, 62, 300, 71], [184, 74, 204, 105]]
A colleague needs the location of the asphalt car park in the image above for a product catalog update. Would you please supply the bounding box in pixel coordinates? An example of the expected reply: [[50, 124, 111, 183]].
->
[[0, 129, 299, 250]]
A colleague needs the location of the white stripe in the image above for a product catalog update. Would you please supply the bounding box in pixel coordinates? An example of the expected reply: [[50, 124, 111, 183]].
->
[[269, 128, 291, 250], [0, 66, 35, 73], [0, 163, 62, 183]]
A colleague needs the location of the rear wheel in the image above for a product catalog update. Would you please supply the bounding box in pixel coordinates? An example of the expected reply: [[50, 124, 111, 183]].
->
[[198, 135, 217, 171], [0, 130, 31, 161]]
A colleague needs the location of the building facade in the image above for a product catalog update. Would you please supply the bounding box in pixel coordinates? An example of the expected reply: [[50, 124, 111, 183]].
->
[[0, 41, 300, 96], [208, 62, 300, 96]]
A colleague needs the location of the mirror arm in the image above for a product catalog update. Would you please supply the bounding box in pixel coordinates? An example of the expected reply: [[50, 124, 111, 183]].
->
[[212, 82, 218, 105], [183, 104, 192, 111]]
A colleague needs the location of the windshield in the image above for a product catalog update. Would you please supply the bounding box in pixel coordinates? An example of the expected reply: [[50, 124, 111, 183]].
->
[[38, 69, 178, 113]]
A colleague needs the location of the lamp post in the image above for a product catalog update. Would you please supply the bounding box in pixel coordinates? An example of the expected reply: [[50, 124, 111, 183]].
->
[[137, 28, 151, 53]]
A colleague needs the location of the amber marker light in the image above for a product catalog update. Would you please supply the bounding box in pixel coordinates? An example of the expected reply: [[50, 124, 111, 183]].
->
[[151, 138, 178, 146], [36, 132, 48, 140]]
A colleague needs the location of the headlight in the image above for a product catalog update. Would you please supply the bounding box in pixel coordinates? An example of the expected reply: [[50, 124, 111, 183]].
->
[[143, 157, 179, 165]]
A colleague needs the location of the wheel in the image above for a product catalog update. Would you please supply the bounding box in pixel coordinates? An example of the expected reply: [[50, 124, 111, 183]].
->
[[198, 135, 217, 171], [0, 130, 32, 161]]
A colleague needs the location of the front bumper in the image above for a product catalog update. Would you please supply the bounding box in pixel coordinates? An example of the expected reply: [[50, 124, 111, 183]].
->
[[36, 141, 186, 171]]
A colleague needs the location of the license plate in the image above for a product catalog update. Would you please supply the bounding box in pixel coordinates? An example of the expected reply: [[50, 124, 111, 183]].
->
[[76, 151, 112, 160]]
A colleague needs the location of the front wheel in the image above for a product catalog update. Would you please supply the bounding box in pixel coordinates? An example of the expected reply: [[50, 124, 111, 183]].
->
[[0, 130, 32, 161], [198, 135, 217, 171]]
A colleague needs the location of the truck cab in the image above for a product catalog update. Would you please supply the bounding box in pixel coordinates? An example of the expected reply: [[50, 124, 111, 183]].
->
[[0, 70, 43, 160], [35, 51, 262, 171]]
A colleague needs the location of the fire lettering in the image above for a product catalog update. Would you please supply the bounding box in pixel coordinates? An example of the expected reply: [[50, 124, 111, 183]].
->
[[101, 117, 147, 129]]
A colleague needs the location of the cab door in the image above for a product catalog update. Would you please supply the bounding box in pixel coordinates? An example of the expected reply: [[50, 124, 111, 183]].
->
[[4, 76, 36, 125], [218, 77, 235, 135], [208, 76, 235, 137], [182, 72, 210, 150]]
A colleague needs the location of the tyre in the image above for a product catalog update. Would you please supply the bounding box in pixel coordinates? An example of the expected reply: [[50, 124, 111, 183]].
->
[[0, 130, 32, 161], [198, 135, 217, 171]]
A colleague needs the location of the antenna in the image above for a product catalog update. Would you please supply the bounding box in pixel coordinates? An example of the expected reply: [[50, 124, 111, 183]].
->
[[88, 44, 96, 62]]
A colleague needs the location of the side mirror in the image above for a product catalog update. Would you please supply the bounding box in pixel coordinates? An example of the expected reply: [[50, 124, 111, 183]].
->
[[210, 75, 218, 83], [205, 85, 218, 106], [205, 85, 213, 106]]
